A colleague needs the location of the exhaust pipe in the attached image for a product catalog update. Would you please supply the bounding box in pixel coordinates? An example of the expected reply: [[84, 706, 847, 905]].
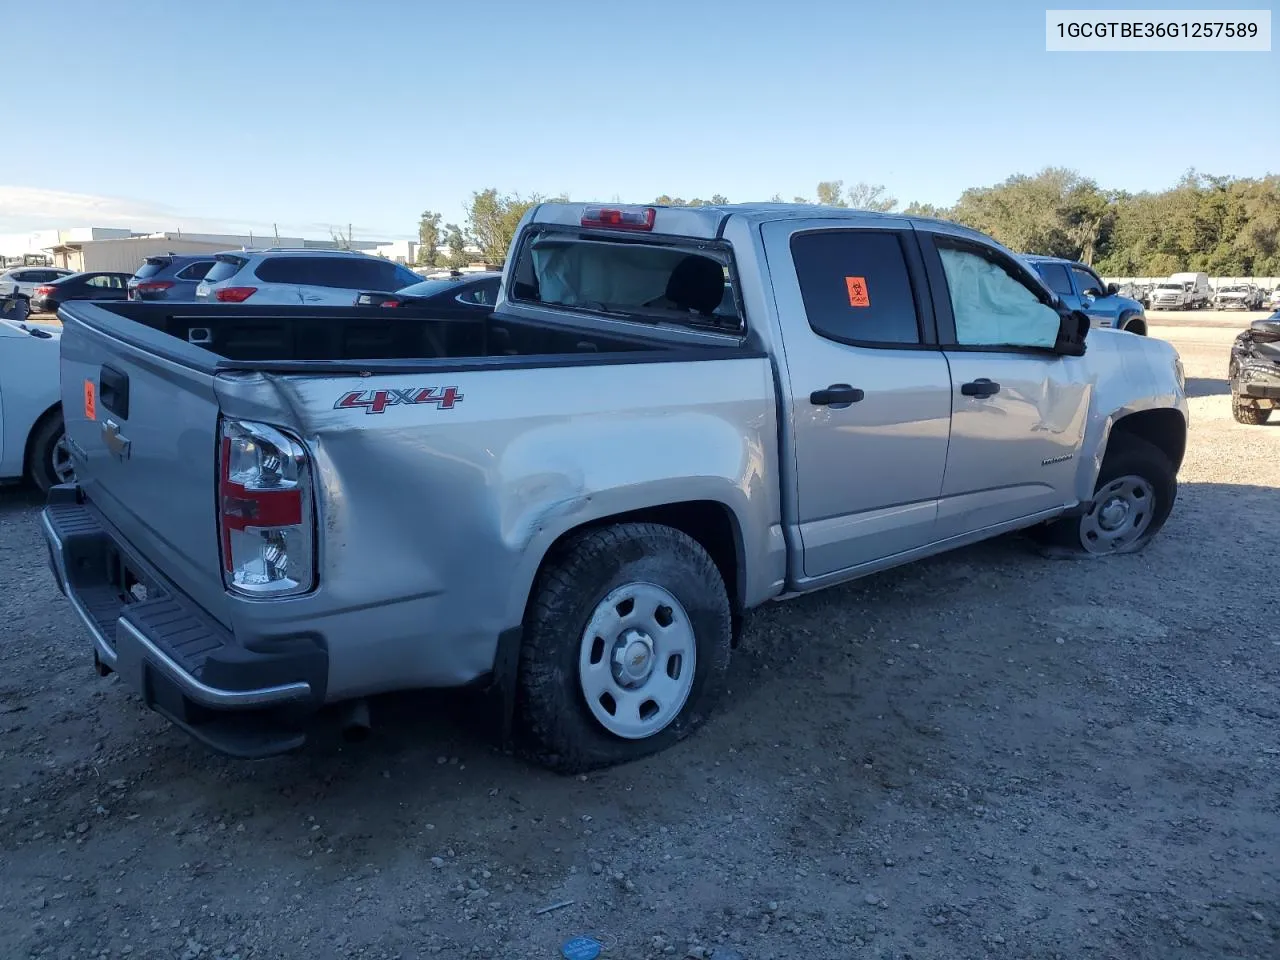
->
[[340, 699, 372, 743]]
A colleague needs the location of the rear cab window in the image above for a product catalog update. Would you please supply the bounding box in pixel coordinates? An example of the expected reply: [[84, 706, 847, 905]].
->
[[508, 228, 741, 333]]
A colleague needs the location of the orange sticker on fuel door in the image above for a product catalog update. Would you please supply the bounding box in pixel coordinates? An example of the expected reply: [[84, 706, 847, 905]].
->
[[845, 276, 870, 307], [84, 380, 96, 420]]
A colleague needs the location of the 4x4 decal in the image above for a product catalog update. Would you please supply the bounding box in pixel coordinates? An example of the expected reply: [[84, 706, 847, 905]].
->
[[334, 386, 463, 414]]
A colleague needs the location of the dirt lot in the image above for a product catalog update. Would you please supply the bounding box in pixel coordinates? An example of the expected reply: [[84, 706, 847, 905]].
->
[[1, 320, 1277, 960]]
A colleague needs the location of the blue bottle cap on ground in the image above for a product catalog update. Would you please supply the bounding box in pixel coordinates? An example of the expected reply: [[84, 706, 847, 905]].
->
[[561, 935, 602, 960]]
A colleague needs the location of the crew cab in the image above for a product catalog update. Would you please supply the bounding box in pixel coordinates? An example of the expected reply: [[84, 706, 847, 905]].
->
[[1023, 255, 1148, 334], [41, 203, 1189, 770]]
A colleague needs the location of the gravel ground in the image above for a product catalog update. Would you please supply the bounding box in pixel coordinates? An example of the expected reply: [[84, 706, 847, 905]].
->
[[1, 321, 1276, 960]]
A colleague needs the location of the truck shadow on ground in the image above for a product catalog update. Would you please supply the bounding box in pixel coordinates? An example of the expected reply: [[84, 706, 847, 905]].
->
[[1183, 376, 1229, 398]]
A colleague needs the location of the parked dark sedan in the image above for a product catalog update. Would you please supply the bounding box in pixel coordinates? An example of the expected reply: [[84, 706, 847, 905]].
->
[[355, 270, 501, 310], [128, 254, 217, 301], [30, 272, 133, 314]]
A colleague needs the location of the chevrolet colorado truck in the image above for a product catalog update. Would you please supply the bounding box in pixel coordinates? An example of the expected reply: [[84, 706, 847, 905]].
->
[[41, 203, 1189, 770]]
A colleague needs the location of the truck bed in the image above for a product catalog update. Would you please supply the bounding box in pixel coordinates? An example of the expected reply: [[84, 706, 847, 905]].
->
[[67, 301, 751, 372]]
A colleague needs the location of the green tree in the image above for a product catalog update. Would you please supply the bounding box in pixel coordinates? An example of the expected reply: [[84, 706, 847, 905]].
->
[[902, 201, 949, 219], [416, 210, 442, 267], [710, 194, 729, 205], [846, 182, 897, 212], [443, 223, 469, 269], [815, 180, 847, 207], [466, 189, 543, 264]]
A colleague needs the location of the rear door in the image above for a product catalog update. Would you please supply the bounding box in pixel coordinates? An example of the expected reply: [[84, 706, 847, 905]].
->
[[919, 231, 1091, 538], [58, 305, 230, 622], [761, 220, 952, 579]]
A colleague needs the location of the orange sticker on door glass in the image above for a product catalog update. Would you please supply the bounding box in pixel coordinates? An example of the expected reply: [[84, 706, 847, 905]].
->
[[84, 380, 96, 420], [845, 276, 870, 307]]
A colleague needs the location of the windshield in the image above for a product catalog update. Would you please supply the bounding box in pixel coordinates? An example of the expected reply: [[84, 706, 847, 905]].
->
[[1220, 286, 1247, 293], [1156, 283, 1182, 290]]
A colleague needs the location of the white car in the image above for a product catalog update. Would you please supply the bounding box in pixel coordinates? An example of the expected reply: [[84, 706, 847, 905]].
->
[[195, 248, 421, 305], [0, 317, 68, 491], [0, 266, 75, 303]]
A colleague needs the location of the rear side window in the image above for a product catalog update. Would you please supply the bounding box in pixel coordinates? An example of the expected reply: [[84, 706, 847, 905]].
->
[[255, 257, 403, 290], [1033, 262, 1073, 296], [790, 230, 921, 346], [133, 258, 170, 280], [205, 256, 247, 283], [509, 231, 739, 330], [175, 260, 214, 281]]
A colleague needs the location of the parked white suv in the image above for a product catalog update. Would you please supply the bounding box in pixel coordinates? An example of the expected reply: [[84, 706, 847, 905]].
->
[[0, 266, 75, 302], [195, 249, 422, 305]]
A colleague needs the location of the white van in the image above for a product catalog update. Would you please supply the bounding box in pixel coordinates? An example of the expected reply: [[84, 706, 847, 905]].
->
[[1168, 272, 1211, 310]]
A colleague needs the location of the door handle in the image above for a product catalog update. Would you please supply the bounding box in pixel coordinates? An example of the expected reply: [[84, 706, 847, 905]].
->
[[960, 378, 1001, 398], [809, 384, 865, 407], [101, 419, 131, 460]]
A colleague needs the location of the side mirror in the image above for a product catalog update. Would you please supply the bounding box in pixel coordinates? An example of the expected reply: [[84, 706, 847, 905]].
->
[[1106, 282, 1119, 296], [1055, 309, 1090, 356]]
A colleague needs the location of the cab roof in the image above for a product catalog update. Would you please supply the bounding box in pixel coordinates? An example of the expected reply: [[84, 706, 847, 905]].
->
[[527, 201, 996, 247]]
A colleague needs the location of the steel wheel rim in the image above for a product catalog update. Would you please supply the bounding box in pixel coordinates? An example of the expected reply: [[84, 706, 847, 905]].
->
[[1078, 474, 1155, 554], [51, 434, 74, 483], [578, 582, 696, 740]]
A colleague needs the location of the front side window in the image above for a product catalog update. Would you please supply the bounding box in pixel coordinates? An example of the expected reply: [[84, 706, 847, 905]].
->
[[791, 230, 921, 346], [937, 246, 1061, 349], [1070, 266, 1103, 297]]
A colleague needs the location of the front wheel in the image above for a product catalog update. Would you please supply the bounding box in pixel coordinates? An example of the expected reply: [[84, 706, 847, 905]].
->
[[1232, 394, 1272, 425], [1034, 437, 1176, 555], [517, 522, 732, 772], [27, 411, 73, 493]]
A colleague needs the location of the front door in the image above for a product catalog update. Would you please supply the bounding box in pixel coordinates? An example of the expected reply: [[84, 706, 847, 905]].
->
[[761, 220, 953, 580], [919, 233, 1091, 539]]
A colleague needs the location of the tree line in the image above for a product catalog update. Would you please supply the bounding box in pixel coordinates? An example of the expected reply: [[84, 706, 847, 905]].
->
[[418, 169, 1280, 276]]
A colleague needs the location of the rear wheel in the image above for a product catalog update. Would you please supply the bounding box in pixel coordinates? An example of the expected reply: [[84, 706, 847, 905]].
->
[[517, 522, 732, 773], [26, 410, 73, 493], [1034, 437, 1176, 555], [1232, 394, 1272, 425]]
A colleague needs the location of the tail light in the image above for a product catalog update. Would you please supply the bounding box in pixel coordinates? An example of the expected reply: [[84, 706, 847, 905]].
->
[[34, 285, 55, 296], [214, 286, 257, 303], [379, 299, 402, 308], [581, 205, 656, 231], [135, 280, 174, 295], [218, 419, 315, 597]]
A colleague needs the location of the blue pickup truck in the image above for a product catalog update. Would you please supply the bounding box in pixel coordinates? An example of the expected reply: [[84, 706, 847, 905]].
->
[[1023, 255, 1148, 336]]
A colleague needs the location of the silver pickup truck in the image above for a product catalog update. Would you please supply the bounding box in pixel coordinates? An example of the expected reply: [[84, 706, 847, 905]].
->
[[42, 203, 1188, 770]]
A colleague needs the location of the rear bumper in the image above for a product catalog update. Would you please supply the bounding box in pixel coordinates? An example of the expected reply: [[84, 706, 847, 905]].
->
[[41, 485, 327, 757]]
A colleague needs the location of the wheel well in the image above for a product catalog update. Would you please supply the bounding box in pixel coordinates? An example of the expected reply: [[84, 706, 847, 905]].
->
[[23, 402, 62, 472], [1110, 408, 1186, 473], [1123, 315, 1147, 335], [541, 499, 744, 613]]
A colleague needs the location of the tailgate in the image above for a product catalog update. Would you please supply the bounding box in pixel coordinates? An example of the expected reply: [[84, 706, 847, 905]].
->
[[58, 304, 230, 625]]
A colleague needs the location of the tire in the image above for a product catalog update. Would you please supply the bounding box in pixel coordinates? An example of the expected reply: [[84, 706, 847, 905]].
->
[[517, 522, 732, 773], [1232, 394, 1271, 425], [1119, 313, 1146, 335], [26, 410, 72, 493], [1034, 436, 1176, 555]]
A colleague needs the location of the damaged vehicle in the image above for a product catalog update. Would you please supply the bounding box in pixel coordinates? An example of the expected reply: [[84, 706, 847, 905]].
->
[[1214, 284, 1262, 311], [41, 203, 1188, 769], [1229, 313, 1280, 425]]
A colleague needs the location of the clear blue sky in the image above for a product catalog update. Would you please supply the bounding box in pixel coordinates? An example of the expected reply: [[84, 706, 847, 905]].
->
[[1, 0, 1275, 240]]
